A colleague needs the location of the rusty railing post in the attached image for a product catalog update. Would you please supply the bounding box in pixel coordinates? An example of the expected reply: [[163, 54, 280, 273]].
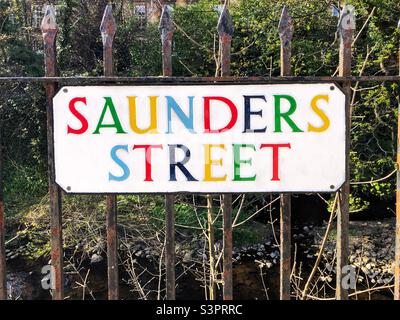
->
[[278, 5, 293, 301], [218, 4, 233, 77], [336, 5, 355, 300], [100, 4, 119, 300], [159, 5, 176, 300], [160, 5, 174, 77], [217, 3, 233, 300], [41, 5, 64, 300], [395, 18, 400, 301], [207, 195, 216, 300], [0, 118, 5, 300]]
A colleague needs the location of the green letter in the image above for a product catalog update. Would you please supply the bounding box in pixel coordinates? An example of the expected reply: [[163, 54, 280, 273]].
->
[[274, 95, 303, 133], [93, 97, 127, 134], [233, 144, 256, 181]]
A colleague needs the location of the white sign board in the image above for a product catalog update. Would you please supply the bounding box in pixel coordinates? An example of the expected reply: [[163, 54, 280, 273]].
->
[[53, 84, 346, 193]]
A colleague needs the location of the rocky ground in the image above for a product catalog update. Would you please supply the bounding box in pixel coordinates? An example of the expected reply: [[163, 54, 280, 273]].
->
[[4, 218, 397, 299], [311, 218, 395, 288]]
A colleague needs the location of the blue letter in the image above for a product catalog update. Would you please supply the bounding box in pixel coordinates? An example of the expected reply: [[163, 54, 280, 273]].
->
[[168, 144, 198, 181], [166, 96, 195, 133], [109, 145, 130, 181]]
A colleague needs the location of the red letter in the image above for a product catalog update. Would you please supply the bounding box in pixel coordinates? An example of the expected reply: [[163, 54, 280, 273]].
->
[[67, 97, 88, 134], [133, 144, 163, 181], [204, 96, 238, 133], [260, 143, 291, 181]]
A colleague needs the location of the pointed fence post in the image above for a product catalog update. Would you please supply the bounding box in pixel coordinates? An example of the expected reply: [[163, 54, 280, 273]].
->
[[41, 5, 64, 300], [218, 4, 233, 77], [217, 3, 233, 300], [278, 5, 293, 301], [0, 118, 5, 300], [100, 4, 119, 300], [159, 5, 176, 300], [160, 5, 174, 77], [336, 5, 355, 300], [395, 18, 400, 301]]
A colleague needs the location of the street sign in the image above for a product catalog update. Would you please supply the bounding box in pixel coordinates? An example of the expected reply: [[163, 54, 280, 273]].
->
[[53, 83, 346, 193]]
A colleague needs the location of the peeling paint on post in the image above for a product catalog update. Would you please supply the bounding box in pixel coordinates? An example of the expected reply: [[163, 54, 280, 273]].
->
[[159, 5, 174, 77], [207, 195, 216, 300], [159, 5, 176, 300], [101, 4, 117, 76], [0, 122, 5, 300], [41, 5, 64, 300], [278, 5, 293, 301], [100, 4, 119, 300], [395, 18, 400, 301], [217, 3, 233, 77], [336, 5, 355, 300], [218, 3, 233, 300], [222, 194, 233, 300], [279, 5, 293, 76], [165, 194, 175, 300]]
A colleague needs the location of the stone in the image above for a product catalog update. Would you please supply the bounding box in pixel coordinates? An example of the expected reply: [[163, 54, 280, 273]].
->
[[325, 263, 333, 272], [90, 253, 103, 264], [270, 251, 278, 259], [135, 250, 142, 257], [183, 251, 192, 263]]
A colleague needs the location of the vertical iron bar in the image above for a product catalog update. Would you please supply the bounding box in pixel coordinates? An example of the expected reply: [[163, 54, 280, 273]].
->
[[207, 195, 216, 300], [217, 3, 233, 300], [165, 195, 175, 300], [278, 5, 293, 301], [159, 5, 176, 300], [160, 5, 173, 78], [222, 194, 233, 300], [395, 18, 400, 301], [100, 4, 119, 300], [41, 5, 63, 300], [0, 116, 5, 300], [218, 5, 233, 77], [336, 5, 355, 300]]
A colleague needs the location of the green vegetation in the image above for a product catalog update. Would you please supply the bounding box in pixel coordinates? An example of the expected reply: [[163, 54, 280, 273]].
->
[[0, 0, 399, 257]]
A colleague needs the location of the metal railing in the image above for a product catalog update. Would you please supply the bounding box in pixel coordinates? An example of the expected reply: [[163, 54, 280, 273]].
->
[[0, 3, 399, 301]]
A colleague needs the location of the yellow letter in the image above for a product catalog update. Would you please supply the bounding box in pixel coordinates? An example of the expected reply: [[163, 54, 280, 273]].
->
[[308, 95, 330, 132], [128, 96, 159, 134], [204, 144, 227, 181]]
